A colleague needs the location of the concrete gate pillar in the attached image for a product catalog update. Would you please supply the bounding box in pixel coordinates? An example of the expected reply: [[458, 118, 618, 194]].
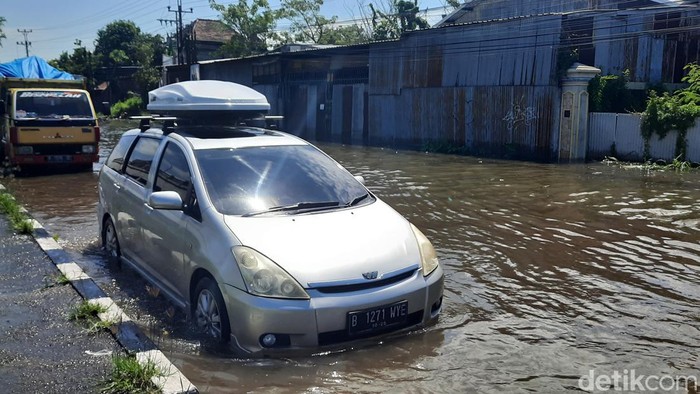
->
[[558, 63, 601, 163]]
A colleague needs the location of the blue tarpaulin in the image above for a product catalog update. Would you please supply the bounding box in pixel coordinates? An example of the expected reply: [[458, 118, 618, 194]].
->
[[0, 56, 75, 80]]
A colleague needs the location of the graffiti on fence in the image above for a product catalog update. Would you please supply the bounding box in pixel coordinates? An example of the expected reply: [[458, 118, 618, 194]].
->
[[503, 96, 538, 130]]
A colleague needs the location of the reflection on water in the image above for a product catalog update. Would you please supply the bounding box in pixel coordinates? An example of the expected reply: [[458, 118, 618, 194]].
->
[[3, 122, 700, 392]]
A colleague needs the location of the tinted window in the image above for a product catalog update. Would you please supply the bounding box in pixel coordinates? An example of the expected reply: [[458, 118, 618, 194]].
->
[[196, 145, 371, 216], [125, 137, 160, 186], [155, 142, 191, 202], [106, 134, 136, 173]]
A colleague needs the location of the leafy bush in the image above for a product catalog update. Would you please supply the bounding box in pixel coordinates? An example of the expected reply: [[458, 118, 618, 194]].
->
[[641, 63, 700, 160], [110, 96, 143, 118], [587, 70, 648, 113]]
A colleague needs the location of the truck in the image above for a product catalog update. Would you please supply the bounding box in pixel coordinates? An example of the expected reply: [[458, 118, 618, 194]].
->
[[0, 56, 99, 173]]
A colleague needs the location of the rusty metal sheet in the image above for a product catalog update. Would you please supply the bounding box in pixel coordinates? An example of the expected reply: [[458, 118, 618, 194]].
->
[[369, 42, 402, 95]]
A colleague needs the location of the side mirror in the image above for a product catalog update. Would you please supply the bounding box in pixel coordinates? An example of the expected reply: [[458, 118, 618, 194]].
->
[[354, 175, 365, 185], [148, 191, 183, 210]]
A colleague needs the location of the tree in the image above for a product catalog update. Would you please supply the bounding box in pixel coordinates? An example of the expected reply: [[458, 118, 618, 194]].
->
[[282, 0, 335, 43], [0, 17, 5, 47], [92, 20, 164, 101], [210, 0, 283, 58], [94, 20, 143, 68], [369, 0, 428, 40], [318, 25, 368, 45], [49, 40, 98, 88], [280, 0, 368, 45]]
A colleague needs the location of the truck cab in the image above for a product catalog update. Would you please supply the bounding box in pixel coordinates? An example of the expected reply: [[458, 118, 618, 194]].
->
[[1, 78, 100, 172]]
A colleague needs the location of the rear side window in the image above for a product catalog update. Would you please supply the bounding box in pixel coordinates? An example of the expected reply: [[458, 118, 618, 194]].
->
[[125, 137, 160, 186], [154, 142, 191, 202], [105, 135, 136, 173]]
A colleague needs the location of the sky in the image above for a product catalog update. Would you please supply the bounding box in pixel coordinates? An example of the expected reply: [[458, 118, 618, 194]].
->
[[0, 0, 454, 63]]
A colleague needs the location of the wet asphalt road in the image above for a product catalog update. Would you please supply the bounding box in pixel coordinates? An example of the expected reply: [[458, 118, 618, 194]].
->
[[0, 214, 118, 393]]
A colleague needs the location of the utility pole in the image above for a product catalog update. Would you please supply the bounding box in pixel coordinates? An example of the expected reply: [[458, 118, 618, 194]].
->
[[158, 19, 177, 63], [17, 29, 32, 57], [167, 0, 193, 65]]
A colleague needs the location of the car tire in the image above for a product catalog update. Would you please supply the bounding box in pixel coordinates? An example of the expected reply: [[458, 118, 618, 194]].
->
[[193, 277, 231, 343], [102, 217, 121, 264]]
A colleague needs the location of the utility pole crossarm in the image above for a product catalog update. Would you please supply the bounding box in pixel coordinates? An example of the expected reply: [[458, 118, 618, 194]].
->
[[17, 29, 32, 57]]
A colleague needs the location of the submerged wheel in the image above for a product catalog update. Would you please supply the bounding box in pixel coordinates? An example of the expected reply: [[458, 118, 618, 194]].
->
[[194, 277, 231, 343], [102, 218, 121, 263]]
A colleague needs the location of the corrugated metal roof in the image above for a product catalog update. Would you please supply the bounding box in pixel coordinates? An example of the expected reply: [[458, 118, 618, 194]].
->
[[436, 0, 695, 27]]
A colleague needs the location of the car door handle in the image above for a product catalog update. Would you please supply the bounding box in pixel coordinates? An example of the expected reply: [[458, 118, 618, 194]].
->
[[113, 182, 121, 190]]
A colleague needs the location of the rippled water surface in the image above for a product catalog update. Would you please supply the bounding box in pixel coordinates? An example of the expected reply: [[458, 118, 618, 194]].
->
[[3, 122, 700, 393]]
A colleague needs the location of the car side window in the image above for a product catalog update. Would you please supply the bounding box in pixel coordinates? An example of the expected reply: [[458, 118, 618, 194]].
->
[[105, 135, 136, 173], [154, 142, 202, 221], [154, 142, 191, 201], [124, 137, 160, 186]]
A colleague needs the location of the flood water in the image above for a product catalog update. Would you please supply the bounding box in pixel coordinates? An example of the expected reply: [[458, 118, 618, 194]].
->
[[3, 121, 700, 393]]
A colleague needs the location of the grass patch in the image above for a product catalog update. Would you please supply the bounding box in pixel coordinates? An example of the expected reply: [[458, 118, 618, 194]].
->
[[52, 233, 60, 242], [69, 300, 114, 334], [101, 354, 162, 394], [43, 272, 70, 288], [0, 192, 34, 234]]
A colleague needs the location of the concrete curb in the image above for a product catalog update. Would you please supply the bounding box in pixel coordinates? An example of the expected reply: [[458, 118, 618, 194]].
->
[[0, 184, 198, 394]]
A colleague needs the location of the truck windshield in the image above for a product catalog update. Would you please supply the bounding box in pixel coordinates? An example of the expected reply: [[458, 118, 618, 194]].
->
[[14, 91, 94, 119]]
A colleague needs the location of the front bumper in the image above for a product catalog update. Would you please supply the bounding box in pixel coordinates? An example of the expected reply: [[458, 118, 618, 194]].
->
[[12, 153, 97, 165], [221, 266, 444, 354]]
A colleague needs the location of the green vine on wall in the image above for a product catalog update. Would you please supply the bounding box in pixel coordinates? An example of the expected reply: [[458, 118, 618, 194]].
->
[[588, 70, 649, 113], [641, 63, 700, 161]]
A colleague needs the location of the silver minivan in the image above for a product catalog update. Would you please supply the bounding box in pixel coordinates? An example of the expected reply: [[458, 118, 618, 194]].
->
[[97, 81, 444, 354]]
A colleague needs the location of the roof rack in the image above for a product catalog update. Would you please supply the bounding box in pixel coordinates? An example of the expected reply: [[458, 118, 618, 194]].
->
[[130, 115, 178, 133]]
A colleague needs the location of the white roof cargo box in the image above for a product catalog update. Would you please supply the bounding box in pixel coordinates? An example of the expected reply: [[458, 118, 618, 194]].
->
[[147, 80, 271, 115]]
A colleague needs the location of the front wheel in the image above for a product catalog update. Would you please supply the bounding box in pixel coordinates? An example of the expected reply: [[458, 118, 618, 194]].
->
[[193, 277, 231, 343], [102, 217, 120, 264]]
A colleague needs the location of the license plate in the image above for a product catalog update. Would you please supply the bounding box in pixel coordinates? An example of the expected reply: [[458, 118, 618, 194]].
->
[[348, 301, 408, 335], [47, 155, 72, 162]]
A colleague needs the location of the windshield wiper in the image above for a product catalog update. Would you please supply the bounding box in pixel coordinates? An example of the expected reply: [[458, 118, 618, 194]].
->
[[243, 201, 341, 217], [346, 193, 369, 207]]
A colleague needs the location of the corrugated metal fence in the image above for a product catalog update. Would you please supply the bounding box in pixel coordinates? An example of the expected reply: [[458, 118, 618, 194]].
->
[[589, 112, 700, 162]]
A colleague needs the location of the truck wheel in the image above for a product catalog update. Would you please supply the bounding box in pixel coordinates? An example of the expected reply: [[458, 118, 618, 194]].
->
[[193, 277, 231, 343]]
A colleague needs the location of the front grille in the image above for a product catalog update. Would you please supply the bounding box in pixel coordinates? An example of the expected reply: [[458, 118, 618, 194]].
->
[[314, 269, 416, 294], [317, 310, 423, 346], [24, 144, 85, 155]]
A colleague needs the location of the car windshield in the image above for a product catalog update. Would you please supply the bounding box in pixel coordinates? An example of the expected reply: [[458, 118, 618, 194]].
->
[[196, 145, 372, 216]]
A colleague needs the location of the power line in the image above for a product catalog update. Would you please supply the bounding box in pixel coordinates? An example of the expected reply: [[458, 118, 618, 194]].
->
[[17, 29, 32, 57]]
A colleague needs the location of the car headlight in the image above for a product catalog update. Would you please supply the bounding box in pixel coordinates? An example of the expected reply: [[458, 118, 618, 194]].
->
[[232, 246, 309, 299], [82, 145, 95, 153], [410, 223, 440, 276]]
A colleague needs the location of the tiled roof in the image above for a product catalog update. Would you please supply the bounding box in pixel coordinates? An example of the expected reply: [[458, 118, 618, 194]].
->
[[188, 19, 234, 43]]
